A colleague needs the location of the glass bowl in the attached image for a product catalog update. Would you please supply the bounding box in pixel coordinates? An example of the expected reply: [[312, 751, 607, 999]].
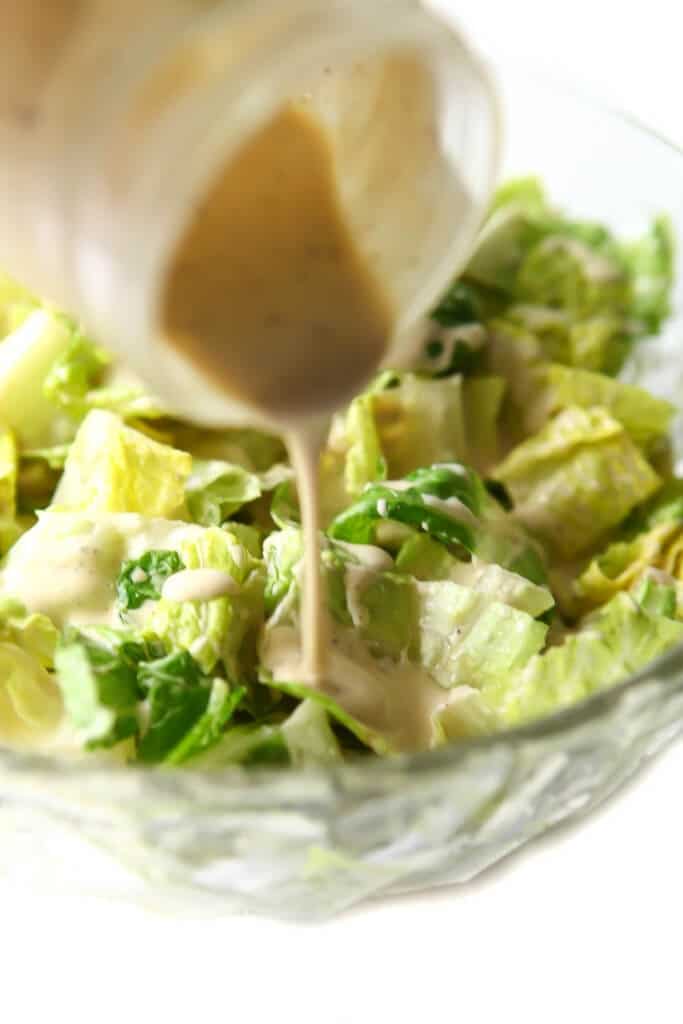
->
[[3, 65, 683, 922]]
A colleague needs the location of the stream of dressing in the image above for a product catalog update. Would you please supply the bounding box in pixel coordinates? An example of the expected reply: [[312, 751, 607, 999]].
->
[[161, 103, 395, 689], [285, 425, 330, 682]]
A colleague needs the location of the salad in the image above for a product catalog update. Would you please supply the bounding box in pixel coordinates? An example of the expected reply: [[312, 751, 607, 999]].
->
[[0, 177, 680, 767]]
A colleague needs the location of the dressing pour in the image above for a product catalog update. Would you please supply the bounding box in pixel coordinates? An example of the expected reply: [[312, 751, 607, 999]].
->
[[161, 103, 396, 686]]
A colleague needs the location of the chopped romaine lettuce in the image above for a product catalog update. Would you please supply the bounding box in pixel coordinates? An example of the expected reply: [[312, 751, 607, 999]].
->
[[0, 642, 63, 747], [44, 333, 169, 423], [52, 410, 191, 517], [137, 651, 221, 763], [431, 279, 483, 328], [185, 458, 291, 527], [485, 589, 683, 725], [495, 406, 661, 557], [461, 376, 505, 472], [372, 373, 466, 478], [188, 723, 291, 767], [54, 628, 148, 749], [516, 236, 629, 317], [431, 686, 502, 743], [0, 310, 76, 448], [163, 678, 245, 766], [262, 674, 392, 756], [416, 580, 547, 689], [0, 597, 59, 668], [575, 521, 683, 612], [528, 364, 674, 443], [395, 535, 553, 617], [148, 527, 264, 675], [280, 699, 342, 764], [622, 215, 674, 334]]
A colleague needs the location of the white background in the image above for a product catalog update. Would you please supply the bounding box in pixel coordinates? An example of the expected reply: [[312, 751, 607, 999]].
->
[[5, 3, 683, 1022]]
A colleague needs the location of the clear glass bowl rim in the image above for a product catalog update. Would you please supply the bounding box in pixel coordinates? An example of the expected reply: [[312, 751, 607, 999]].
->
[[4, 67, 683, 791]]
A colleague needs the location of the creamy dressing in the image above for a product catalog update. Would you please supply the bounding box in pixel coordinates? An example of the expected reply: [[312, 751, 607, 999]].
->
[[162, 104, 394, 419], [161, 568, 241, 604], [421, 493, 479, 526], [333, 541, 394, 628], [262, 625, 446, 753], [1, 514, 204, 628], [381, 479, 414, 492]]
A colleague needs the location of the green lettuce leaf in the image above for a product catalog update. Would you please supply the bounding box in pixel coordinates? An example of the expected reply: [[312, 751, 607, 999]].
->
[[431, 686, 502, 743], [0, 310, 76, 448], [262, 569, 545, 751], [148, 527, 265, 675], [262, 677, 391, 756], [263, 528, 304, 615], [528, 364, 674, 443], [395, 534, 553, 617], [624, 478, 683, 534], [44, 333, 168, 422], [467, 177, 672, 359], [54, 628, 151, 749], [329, 463, 547, 584], [466, 181, 548, 292], [0, 597, 59, 668], [416, 580, 547, 689], [0, 428, 21, 554], [503, 306, 629, 377], [343, 394, 387, 499], [163, 678, 245, 766], [187, 723, 291, 767], [575, 521, 683, 611], [371, 373, 466, 478], [52, 410, 191, 517], [185, 459, 291, 527], [461, 376, 505, 473], [485, 590, 683, 725], [566, 315, 629, 375], [431, 279, 483, 328], [621, 215, 674, 334], [495, 406, 662, 558], [516, 236, 629, 316], [116, 550, 186, 611], [329, 464, 484, 552], [136, 650, 218, 764], [55, 626, 244, 762], [632, 573, 679, 620], [0, 642, 63, 747], [280, 699, 342, 764], [44, 332, 109, 413]]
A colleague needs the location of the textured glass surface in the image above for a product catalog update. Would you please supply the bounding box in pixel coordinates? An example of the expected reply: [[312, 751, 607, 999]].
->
[[3, 66, 683, 921]]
